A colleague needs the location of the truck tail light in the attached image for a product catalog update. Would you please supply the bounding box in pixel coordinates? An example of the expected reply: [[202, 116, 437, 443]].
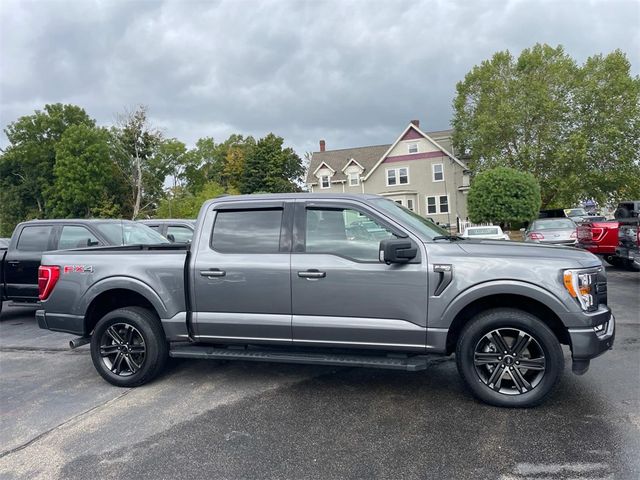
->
[[591, 227, 604, 242], [529, 232, 544, 240], [38, 266, 60, 301]]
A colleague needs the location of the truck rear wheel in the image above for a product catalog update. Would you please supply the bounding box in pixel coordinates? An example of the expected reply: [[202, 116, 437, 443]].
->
[[455, 308, 564, 408], [90, 307, 168, 387]]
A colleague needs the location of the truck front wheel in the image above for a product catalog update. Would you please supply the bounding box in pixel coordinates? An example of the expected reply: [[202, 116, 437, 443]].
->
[[90, 307, 168, 387], [455, 308, 564, 408]]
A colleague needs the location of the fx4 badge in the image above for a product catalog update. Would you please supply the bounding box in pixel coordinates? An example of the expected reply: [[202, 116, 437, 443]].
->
[[63, 265, 94, 274]]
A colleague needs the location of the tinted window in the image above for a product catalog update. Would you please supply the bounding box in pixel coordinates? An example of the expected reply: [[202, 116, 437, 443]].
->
[[533, 219, 576, 230], [306, 208, 396, 261], [467, 228, 499, 236], [95, 222, 169, 245], [167, 225, 193, 243], [58, 226, 100, 249], [212, 209, 282, 253], [17, 225, 53, 252]]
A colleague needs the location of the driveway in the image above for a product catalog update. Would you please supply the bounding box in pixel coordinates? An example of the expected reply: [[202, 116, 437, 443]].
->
[[0, 267, 638, 479]]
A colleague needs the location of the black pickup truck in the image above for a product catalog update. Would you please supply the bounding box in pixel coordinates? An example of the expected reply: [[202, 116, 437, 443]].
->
[[615, 201, 639, 270], [0, 219, 168, 314]]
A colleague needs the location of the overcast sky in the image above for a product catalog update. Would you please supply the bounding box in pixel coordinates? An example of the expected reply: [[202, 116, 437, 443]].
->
[[1, 0, 638, 156]]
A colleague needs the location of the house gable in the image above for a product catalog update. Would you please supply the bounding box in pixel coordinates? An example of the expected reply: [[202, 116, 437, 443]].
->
[[363, 124, 467, 181]]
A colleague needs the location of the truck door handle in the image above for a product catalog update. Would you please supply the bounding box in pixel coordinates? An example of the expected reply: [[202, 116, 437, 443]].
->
[[298, 269, 326, 279], [7, 260, 20, 266], [200, 269, 226, 278]]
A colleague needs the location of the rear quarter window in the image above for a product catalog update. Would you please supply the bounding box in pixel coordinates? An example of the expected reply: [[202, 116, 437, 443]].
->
[[17, 225, 53, 251]]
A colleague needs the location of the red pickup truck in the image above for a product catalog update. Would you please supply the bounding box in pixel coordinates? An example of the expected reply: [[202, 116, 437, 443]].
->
[[577, 201, 640, 270], [577, 220, 619, 263]]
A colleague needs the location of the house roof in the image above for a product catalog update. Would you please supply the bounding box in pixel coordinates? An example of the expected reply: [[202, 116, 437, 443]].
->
[[306, 126, 464, 185], [306, 144, 391, 184]]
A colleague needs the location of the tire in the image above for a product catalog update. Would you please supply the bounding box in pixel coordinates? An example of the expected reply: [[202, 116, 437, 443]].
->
[[455, 308, 564, 408], [90, 307, 168, 387], [614, 207, 630, 219], [603, 255, 624, 267]]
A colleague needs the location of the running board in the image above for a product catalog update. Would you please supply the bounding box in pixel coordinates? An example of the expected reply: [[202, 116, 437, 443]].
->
[[169, 345, 428, 371]]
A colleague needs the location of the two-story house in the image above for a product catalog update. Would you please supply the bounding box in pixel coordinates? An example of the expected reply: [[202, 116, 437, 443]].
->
[[306, 120, 470, 229]]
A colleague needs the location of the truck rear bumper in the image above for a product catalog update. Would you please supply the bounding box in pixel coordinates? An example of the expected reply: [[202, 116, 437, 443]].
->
[[615, 246, 640, 266], [567, 312, 615, 374], [36, 309, 85, 335]]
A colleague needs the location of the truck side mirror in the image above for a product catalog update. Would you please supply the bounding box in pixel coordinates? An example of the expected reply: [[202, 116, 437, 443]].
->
[[379, 238, 417, 264], [167, 234, 176, 243]]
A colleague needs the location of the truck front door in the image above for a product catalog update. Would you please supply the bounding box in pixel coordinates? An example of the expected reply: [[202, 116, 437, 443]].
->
[[191, 201, 293, 344], [290, 200, 428, 350]]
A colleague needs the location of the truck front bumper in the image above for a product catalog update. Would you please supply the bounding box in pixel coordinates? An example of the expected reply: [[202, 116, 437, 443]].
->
[[567, 311, 615, 375]]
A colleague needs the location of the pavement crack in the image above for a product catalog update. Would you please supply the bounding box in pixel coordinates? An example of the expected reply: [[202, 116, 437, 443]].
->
[[0, 389, 132, 459]]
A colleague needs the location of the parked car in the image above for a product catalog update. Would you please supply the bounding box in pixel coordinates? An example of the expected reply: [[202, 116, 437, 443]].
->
[[36, 193, 614, 408], [613, 201, 639, 271], [137, 219, 195, 243], [577, 201, 639, 269], [1, 220, 168, 312], [461, 226, 509, 240], [0, 238, 9, 249], [524, 218, 577, 246]]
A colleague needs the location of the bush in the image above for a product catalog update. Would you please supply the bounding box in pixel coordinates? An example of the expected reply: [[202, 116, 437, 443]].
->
[[468, 167, 541, 224]]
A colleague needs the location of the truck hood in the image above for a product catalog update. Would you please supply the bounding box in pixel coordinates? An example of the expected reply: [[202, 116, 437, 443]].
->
[[449, 239, 602, 268]]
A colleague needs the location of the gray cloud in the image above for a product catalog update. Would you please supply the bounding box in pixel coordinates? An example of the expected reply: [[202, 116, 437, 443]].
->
[[1, 0, 638, 157]]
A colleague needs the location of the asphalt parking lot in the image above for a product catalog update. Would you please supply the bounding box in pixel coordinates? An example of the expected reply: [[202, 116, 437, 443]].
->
[[0, 267, 638, 480]]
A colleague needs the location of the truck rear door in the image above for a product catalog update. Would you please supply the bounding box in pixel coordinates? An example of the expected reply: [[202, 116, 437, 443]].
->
[[191, 200, 293, 344], [4, 224, 56, 301]]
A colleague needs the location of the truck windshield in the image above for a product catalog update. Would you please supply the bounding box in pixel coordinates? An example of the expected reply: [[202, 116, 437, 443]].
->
[[371, 198, 450, 240], [95, 222, 170, 245]]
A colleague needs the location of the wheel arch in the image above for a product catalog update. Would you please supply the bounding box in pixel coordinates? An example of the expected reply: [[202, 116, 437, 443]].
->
[[443, 283, 572, 354], [83, 280, 166, 335]]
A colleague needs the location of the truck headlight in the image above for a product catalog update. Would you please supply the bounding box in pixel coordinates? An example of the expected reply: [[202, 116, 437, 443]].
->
[[563, 268, 599, 311]]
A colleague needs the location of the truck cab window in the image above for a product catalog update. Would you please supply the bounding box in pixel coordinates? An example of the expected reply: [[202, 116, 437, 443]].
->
[[167, 225, 193, 243], [16, 225, 53, 251], [58, 226, 100, 249], [211, 209, 283, 253], [305, 208, 396, 261]]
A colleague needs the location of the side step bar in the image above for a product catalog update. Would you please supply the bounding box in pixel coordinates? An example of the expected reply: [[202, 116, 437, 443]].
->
[[169, 345, 428, 371]]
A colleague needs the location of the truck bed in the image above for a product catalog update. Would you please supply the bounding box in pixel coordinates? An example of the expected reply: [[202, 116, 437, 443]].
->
[[39, 245, 189, 322]]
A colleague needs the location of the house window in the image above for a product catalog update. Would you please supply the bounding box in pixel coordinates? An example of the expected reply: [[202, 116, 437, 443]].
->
[[427, 196, 437, 214], [427, 195, 449, 214], [439, 195, 449, 213], [320, 175, 330, 189], [395, 200, 403, 205], [386, 167, 409, 186], [408, 143, 418, 154], [406, 199, 414, 211], [348, 172, 360, 186], [433, 163, 444, 182]]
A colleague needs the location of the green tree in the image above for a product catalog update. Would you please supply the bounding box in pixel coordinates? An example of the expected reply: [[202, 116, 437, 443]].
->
[[453, 44, 640, 207], [467, 167, 541, 224], [0, 104, 94, 234], [48, 125, 123, 218], [241, 133, 304, 194], [156, 181, 237, 219]]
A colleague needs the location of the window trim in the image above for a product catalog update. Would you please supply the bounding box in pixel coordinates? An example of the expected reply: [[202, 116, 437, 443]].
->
[[386, 166, 410, 186], [408, 142, 418, 154], [426, 195, 450, 214], [320, 175, 331, 189], [432, 163, 444, 182], [348, 172, 360, 186]]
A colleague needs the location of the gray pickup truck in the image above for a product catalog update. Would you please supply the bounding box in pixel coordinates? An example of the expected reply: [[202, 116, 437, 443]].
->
[[36, 194, 615, 407]]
